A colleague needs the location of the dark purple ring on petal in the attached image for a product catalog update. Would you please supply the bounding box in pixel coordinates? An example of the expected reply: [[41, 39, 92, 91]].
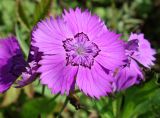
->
[[63, 32, 100, 69]]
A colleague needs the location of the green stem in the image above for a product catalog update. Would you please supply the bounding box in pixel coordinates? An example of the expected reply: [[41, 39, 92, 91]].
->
[[57, 97, 69, 118], [117, 96, 123, 118], [48, 94, 60, 103], [38, 86, 46, 118], [41, 85, 45, 96], [112, 94, 123, 118]]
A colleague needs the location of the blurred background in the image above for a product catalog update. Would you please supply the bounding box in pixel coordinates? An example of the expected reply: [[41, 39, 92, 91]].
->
[[0, 0, 160, 118]]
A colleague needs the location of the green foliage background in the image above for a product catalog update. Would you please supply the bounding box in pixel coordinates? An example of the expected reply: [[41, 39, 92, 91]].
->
[[0, 0, 160, 118]]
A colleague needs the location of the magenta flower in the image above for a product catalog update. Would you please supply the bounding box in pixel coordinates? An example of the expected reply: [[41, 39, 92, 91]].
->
[[128, 33, 156, 68], [113, 33, 156, 91], [32, 8, 126, 98], [0, 36, 26, 93]]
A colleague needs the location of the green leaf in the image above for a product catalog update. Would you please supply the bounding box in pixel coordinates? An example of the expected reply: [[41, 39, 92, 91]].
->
[[33, 0, 52, 25], [121, 79, 160, 118], [20, 97, 57, 118], [124, 19, 142, 24], [23, 85, 34, 99], [131, 89, 160, 117], [0, 88, 21, 107], [16, 0, 30, 31], [15, 24, 29, 57]]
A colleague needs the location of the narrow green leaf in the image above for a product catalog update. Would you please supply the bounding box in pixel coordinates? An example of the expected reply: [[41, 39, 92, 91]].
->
[[33, 0, 52, 25], [0, 88, 21, 107], [15, 24, 29, 57], [16, 0, 30, 30]]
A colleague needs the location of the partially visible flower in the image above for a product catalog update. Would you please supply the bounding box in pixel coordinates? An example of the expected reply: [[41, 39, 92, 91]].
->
[[128, 33, 156, 68], [32, 8, 126, 98], [16, 30, 42, 87], [113, 59, 143, 91], [113, 33, 156, 91], [0, 36, 26, 93]]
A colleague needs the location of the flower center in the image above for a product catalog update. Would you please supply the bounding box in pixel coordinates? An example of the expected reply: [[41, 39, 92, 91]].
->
[[63, 32, 100, 68]]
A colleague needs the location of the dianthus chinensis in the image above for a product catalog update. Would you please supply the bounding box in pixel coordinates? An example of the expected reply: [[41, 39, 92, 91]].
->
[[32, 8, 126, 98]]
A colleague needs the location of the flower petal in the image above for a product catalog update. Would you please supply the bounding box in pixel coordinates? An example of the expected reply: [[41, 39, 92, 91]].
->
[[32, 17, 72, 55], [38, 54, 78, 95], [63, 8, 107, 40], [0, 36, 26, 93], [128, 33, 156, 68], [76, 62, 113, 99], [95, 31, 126, 70], [114, 59, 143, 91]]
